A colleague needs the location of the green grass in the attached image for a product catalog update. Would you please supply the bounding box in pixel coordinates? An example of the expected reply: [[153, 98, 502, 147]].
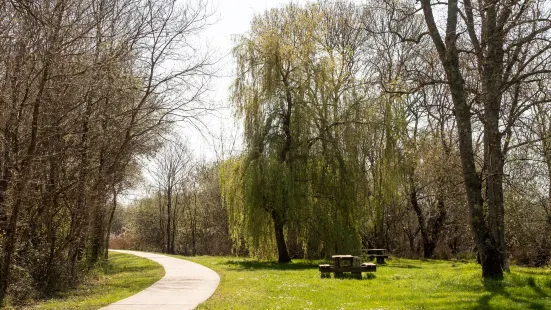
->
[[27, 251, 165, 309], [181, 255, 551, 309]]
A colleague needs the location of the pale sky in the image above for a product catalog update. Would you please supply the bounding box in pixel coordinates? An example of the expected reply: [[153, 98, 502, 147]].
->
[[182, 0, 310, 162], [125, 0, 307, 203]]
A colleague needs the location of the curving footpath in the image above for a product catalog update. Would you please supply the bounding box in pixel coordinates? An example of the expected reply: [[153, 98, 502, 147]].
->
[[101, 250, 220, 310]]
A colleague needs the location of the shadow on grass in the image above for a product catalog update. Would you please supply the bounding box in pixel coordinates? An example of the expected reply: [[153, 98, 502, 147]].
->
[[108, 264, 155, 275], [386, 258, 450, 265], [326, 273, 377, 280], [388, 264, 422, 269], [514, 269, 551, 276], [224, 260, 320, 271], [477, 277, 550, 310], [102, 257, 156, 275]]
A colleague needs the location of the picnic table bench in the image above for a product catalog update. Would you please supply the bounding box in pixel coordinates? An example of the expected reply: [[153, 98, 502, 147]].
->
[[318, 255, 376, 279], [362, 248, 389, 264]]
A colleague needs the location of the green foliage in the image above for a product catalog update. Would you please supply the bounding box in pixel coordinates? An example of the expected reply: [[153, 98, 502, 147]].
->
[[226, 1, 423, 259], [186, 255, 551, 309], [219, 157, 289, 260], [219, 158, 252, 255], [364, 95, 409, 246], [229, 2, 377, 260]]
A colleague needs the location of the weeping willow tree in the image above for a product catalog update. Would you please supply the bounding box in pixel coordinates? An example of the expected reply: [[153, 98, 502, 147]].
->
[[367, 94, 408, 248], [230, 2, 364, 261], [230, 4, 317, 262], [294, 1, 369, 257], [226, 2, 412, 260], [218, 157, 275, 258]]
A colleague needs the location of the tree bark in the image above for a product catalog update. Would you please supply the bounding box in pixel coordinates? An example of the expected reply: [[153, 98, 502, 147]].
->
[[272, 211, 291, 263], [166, 186, 172, 254], [420, 0, 506, 278], [171, 202, 176, 254], [104, 187, 118, 260], [0, 44, 52, 301], [410, 186, 446, 259]]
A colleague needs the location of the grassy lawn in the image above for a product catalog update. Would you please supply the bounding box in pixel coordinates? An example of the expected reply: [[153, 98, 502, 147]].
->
[[27, 251, 164, 309], [182, 255, 551, 309]]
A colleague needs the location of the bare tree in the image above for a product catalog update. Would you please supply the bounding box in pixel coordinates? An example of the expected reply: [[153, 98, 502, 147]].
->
[[149, 141, 192, 254], [413, 0, 551, 278], [0, 0, 215, 304]]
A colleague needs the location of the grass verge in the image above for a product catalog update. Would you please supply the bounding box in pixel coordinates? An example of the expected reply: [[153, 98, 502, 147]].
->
[[181, 255, 551, 309], [27, 251, 165, 309]]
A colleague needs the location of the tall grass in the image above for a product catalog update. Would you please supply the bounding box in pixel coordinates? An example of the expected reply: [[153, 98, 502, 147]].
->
[[25, 252, 164, 309]]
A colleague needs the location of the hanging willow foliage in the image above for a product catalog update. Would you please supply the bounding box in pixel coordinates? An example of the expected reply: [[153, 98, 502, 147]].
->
[[221, 2, 413, 260]]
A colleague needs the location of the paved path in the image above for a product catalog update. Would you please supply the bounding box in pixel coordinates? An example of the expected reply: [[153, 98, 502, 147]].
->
[[102, 250, 220, 310]]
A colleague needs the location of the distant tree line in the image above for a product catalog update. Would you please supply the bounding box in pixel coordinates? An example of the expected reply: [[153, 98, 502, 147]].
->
[[0, 0, 213, 305], [110, 144, 233, 257]]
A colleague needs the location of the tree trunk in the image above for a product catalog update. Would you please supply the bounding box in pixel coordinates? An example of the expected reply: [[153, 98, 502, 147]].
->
[[429, 197, 447, 257], [409, 174, 447, 259], [410, 186, 430, 257], [0, 199, 22, 305], [191, 218, 196, 256], [0, 45, 52, 301], [272, 211, 291, 263], [166, 189, 172, 254], [158, 191, 164, 251], [89, 200, 105, 264], [481, 13, 508, 271], [0, 162, 12, 305], [171, 205, 176, 254], [420, 0, 505, 278], [104, 188, 118, 260], [452, 64, 505, 278]]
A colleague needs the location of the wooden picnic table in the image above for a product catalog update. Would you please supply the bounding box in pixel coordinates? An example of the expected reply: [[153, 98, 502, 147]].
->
[[362, 249, 389, 264], [318, 255, 376, 279], [332, 255, 357, 267]]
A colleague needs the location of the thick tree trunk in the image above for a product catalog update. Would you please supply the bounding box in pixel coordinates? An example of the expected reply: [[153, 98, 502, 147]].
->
[[272, 211, 291, 263], [482, 12, 508, 271], [420, 0, 506, 278], [450, 65, 505, 278]]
